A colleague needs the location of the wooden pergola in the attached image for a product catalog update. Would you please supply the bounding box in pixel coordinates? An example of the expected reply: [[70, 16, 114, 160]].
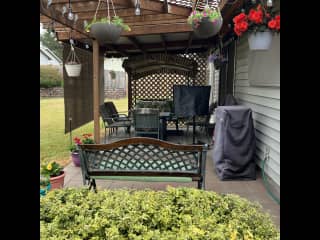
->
[[40, 0, 243, 143]]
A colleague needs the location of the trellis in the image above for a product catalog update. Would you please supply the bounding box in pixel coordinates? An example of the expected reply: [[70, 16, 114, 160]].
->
[[123, 52, 208, 110]]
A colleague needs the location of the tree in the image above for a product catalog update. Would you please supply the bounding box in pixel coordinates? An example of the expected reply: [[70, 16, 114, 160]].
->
[[40, 30, 63, 59]]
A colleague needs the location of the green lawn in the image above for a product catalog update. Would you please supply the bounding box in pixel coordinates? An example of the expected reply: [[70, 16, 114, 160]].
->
[[40, 97, 128, 166]]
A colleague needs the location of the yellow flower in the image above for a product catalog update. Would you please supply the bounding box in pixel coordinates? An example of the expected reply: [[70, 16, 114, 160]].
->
[[47, 163, 52, 171]]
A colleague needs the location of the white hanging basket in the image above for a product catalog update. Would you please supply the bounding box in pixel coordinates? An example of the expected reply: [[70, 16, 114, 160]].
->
[[248, 31, 273, 50], [65, 63, 82, 77], [64, 45, 82, 77]]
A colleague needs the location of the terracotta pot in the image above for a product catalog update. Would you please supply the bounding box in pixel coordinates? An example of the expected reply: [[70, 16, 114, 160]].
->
[[50, 171, 65, 189], [72, 151, 81, 167], [192, 17, 223, 38]]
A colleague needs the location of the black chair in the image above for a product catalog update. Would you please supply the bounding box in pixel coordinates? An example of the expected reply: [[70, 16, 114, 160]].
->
[[133, 108, 160, 139], [185, 102, 217, 137], [104, 102, 132, 122], [100, 103, 131, 140]]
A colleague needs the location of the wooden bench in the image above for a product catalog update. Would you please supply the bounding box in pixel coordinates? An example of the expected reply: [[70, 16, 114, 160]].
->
[[79, 137, 208, 191]]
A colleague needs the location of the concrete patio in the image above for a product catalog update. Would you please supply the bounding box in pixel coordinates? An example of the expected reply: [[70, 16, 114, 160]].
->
[[63, 130, 280, 228]]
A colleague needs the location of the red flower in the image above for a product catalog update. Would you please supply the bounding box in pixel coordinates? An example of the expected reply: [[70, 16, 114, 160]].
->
[[234, 21, 248, 36], [238, 21, 248, 32], [74, 137, 82, 145], [248, 9, 263, 24], [268, 19, 277, 29], [233, 13, 247, 24]]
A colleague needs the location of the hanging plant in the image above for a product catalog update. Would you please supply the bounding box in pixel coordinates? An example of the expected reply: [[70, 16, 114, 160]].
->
[[85, 0, 131, 43], [232, 3, 280, 50], [64, 45, 81, 77], [187, 3, 223, 38]]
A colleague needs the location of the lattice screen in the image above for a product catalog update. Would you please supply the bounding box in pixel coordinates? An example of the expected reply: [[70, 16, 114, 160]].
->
[[130, 52, 208, 107]]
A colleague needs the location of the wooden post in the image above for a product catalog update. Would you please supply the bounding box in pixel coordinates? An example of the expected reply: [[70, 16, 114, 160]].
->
[[93, 40, 100, 143], [127, 72, 132, 111]]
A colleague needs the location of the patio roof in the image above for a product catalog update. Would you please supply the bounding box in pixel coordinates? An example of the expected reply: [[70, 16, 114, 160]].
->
[[40, 0, 244, 57]]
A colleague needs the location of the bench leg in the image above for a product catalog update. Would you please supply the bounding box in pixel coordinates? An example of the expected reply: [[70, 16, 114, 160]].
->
[[197, 178, 205, 190], [88, 179, 97, 193]]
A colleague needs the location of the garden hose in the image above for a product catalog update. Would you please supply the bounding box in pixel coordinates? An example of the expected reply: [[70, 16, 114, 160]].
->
[[262, 152, 280, 205]]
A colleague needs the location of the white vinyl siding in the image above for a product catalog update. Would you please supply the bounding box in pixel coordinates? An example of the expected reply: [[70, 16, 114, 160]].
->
[[234, 35, 280, 187]]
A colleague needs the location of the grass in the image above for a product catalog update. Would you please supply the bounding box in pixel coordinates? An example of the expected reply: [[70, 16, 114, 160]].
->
[[40, 97, 128, 167]]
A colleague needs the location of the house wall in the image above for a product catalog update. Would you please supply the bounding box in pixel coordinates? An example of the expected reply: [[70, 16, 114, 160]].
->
[[234, 35, 280, 191], [40, 51, 61, 66]]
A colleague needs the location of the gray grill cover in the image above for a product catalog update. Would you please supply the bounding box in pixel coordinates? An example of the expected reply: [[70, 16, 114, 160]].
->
[[212, 106, 256, 180]]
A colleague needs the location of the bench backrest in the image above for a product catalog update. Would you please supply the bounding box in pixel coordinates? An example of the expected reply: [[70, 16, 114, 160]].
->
[[79, 137, 207, 184]]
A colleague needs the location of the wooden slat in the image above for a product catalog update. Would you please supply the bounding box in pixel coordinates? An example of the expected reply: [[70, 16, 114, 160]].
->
[[40, 0, 89, 38], [51, 0, 190, 16], [106, 45, 128, 57], [127, 36, 147, 54], [93, 40, 100, 144], [122, 22, 192, 36]]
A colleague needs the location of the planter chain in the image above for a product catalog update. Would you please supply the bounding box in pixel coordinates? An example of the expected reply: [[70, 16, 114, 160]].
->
[[93, 0, 118, 24]]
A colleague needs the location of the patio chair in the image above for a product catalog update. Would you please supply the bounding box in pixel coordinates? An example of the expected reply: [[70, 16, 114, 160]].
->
[[100, 104, 131, 140], [133, 108, 160, 139], [185, 102, 217, 137], [104, 101, 132, 122]]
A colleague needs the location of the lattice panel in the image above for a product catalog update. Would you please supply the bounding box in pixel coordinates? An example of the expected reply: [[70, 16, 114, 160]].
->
[[85, 144, 199, 173], [130, 52, 208, 108]]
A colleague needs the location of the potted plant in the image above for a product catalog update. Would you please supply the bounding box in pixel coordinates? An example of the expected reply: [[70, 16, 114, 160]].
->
[[41, 161, 65, 189], [232, 3, 280, 50], [187, 5, 223, 38], [85, 16, 131, 43], [70, 133, 94, 167], [40, 175, 51, 196], [64, 45, 82, 77]]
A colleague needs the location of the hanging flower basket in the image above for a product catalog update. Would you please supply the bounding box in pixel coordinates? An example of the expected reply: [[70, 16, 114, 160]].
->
[[85, 0, 131, 44], [90, 22, 122, 43], [232, 3, 280, 51], [188, 4, 222, 38], [64, 45, 81, 77], [192, 16, 223, 38], [248, 31, 273, 50]]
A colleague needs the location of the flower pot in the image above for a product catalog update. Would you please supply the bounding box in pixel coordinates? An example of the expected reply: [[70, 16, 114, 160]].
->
[[65, 63, 82, 77], [90, 22, 122, 43], [40, 183, 51, 196], [248, 31, 273, 50], [192, 17, 223, 38], [49, 171, 65, 189], [71, 151, 81, 167]]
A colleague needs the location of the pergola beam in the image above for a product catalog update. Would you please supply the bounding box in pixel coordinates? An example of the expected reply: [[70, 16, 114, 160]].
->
[[40, 0, 89, 38], [219, 0, 244, 35], [51, 0, 190, 16], [127, 36, 147, 55], [163, 0, 168, 13], [160, 34, 167, 55], [106, 45, 128, 57]]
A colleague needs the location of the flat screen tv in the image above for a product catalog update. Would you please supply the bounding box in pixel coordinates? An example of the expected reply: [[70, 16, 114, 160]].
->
[[173, 85, 211, 117]]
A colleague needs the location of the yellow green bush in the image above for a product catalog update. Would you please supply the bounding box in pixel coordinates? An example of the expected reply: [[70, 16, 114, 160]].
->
[[40, 66, 63, 88], [40, 187, 279, 240]]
